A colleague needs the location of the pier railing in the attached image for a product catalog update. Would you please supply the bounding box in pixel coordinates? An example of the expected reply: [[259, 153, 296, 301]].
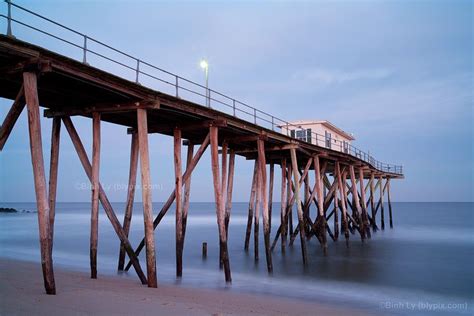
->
[[1, 0, 403, 175]]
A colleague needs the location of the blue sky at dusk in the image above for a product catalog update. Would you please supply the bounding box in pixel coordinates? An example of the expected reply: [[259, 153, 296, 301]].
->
[[0, 0, 472, 202]]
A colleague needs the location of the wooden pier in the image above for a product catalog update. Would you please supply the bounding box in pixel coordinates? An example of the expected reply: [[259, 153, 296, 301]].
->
[[0, 3, 403, 295]]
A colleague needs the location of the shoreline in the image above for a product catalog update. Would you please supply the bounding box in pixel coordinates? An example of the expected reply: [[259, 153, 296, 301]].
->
[[0, 258, 376, 315]]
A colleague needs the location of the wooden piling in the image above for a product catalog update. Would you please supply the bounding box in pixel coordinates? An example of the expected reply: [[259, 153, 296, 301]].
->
[[258, 138, 273, 273], [244, 161, 258, 251], [174, 128, 184, 277], [379, 175, 385, 230], [48, 117, 61, 248], [136, 108, 157, 288], [335, 162, 349, 247], [124, 134, 209, 272], [219, 142, 228, 268], [349, 165, 365, 241], [118, 133, 138, 271], [24, 71, 56, 295], [202, 242, 208, 258], [358, 167, 371, 238], [0, 85, 24, 151], [62, 117, 147, 284], [280, 158, 287, 253], [90, 112, 101, 279], [225, 149, 235, 236], [313, 155, 327, 255], [369, 173, 377, 232], [254, 158, 261, 261], [209, 126, 231, 282], [387, 178, 393, 228], [182, 142, 194, 242], [287, 164, 294, 237], [289, 148, 308, 264], [268, 163, 274, 233]]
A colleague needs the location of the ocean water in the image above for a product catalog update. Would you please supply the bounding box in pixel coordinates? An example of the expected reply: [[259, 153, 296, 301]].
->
[[0, 202, 473, 315]]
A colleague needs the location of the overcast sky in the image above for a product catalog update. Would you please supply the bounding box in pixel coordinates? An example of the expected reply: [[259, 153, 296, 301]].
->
[[0, 0, 472, 202]]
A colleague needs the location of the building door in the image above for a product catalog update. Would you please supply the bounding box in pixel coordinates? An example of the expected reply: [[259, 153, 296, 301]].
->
[[325, 131, 332, 149]]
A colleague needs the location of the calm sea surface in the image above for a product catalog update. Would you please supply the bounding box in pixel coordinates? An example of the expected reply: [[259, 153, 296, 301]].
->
[[0, 202, 473, 315]]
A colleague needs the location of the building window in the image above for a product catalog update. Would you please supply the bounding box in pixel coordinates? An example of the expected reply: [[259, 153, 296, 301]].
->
[[343, 141, 349, 153], [325, 131, 332, 149], [291, 128, 312, 143]]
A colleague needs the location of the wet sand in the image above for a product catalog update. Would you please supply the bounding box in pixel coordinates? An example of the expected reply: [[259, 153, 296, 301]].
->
[[0, 258, 375, 316]]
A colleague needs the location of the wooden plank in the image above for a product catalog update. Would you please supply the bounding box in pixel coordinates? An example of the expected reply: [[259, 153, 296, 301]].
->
[[62, 116, 147, 284], [48, 117, 61, 248], [136, 108, 157, 288], [0, 84, 25, 151], [90, 112, 101, 279], [118, 133, 138, 271], [244, 161, 258, 251], [209, 126, 232, 282], [290, 148, 308, 265], [43, 100, 160, 118], [24, 72, 56, 295]]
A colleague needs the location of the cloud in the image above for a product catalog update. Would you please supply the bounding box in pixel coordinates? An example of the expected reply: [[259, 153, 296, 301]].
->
[[291, 68, 393, 85]]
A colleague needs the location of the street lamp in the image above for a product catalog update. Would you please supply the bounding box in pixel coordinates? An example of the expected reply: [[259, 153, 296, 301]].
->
[[200, 59, 209, 107]]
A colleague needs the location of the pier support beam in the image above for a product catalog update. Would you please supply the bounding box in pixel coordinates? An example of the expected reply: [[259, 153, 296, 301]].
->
[[225, 149, 235, 236], [336, 162, 350, 247], [48, 117, 61, 248], [369, 173, 377, 232], [0, 85, 24, 151], [257, 138, 273, 273], [387, 178, 393, 228], [62, 117, 147, 284], [268, 163, 274, 233], [280, 158, 288, 253], [254, 157, 261, 261], [290, 148, 308, 264], [118, 133, 138, 271], [136, 108, 158, 288], [24, 71, 56, 295], [244, 161, 258, 251], [174, 128, 184, 277], [349, 165, 365, 241], [124, 134, 210, 271], [313, 155, 327, 255], [358, 168, 371, 238], [209, 126, 232, 282], [182, 142, 194, 248], [90, 112, 101, 279], [379, 175, 385, 230]]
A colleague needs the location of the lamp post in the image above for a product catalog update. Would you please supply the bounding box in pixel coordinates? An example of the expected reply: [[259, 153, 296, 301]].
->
[[200, 59, 209, 107]]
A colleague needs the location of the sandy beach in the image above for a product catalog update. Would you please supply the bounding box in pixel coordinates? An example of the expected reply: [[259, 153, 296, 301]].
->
[[0, 258, 377, 316]]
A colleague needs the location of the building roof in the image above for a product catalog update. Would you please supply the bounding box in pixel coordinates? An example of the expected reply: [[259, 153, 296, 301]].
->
[[278, 120, 355, 141]]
